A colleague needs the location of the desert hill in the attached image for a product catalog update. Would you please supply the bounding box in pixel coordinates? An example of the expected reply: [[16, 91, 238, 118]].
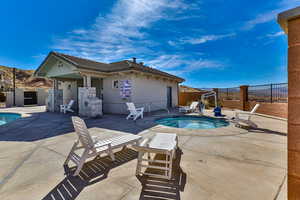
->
[[0, 65, 52, 90]]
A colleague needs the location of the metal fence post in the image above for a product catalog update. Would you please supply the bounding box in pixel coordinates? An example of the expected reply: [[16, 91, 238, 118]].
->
[[226, 88, 229, 99], [270, 83, 273, 103], [240, 85, 248, 111], [13, 68, 16, 106]]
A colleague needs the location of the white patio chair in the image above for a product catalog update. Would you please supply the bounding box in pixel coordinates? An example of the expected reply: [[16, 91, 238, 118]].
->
[[179, 101, 199, 113], [126, 102, 144, 120], [60, 99, 74, 114], [233, 104, 260, 128], [64, 116, 141, 176]]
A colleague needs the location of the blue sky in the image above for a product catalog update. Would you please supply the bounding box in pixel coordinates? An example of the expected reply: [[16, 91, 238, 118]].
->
[[0, 0, 299, 88]]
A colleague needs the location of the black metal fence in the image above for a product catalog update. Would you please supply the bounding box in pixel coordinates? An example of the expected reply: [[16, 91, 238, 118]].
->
[[218, 87, 240, 101], [248, 83, 288, 103]]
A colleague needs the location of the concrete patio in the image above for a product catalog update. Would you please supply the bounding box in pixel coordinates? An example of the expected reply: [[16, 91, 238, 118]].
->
[[0, 106, 287, 200]]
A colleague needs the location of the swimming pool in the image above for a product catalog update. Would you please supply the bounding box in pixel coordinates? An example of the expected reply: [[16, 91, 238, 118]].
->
[[155, 116, 229, 129], [0, 113, 21, 125]]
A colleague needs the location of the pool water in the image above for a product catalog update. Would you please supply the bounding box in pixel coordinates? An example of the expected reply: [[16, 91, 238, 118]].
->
[[155, 116, 229, 129], [0, 113, 21, 125]]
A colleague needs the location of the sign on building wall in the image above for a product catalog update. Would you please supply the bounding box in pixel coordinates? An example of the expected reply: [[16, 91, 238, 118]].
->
[[120, 80, 131, 98]]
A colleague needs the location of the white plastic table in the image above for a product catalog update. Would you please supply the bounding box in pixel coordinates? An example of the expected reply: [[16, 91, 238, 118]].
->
[[134, 133, 178, 180]]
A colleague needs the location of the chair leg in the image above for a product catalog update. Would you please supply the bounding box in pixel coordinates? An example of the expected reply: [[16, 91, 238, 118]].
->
[[108, 144, 115, 161], [136, 152, 143, 176], [74, 149, 89, 176], [64, 141, 79, 165], [168, 152, 173, 180]]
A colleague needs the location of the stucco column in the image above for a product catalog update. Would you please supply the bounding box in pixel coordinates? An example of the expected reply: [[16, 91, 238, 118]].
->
[[239, 85, 248, 111], [82, 75, 91, 87], [53, 79, 59, 90], [278, 6, 300, 199], [86, 75, 91, 87], [82, 75, 87, 87]]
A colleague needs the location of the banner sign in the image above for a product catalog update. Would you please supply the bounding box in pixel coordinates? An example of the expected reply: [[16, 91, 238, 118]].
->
[[120, 80, 131, 98]]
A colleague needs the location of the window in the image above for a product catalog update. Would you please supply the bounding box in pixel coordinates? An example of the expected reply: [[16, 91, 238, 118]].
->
[[112, 80, 119, 89], [58, 61, 63, 68]]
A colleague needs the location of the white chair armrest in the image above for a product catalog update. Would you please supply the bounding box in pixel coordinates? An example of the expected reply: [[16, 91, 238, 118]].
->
[[136, 107, 144, 112]]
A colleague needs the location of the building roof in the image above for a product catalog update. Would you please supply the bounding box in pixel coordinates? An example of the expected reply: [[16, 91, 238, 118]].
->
[[36, 52, 184, 82], [278, 6, 300, 33]]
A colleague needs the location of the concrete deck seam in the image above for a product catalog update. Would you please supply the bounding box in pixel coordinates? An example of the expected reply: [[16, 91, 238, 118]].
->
[[118, 184, 136, 200], [234, 135, 287, 145], [274, 173, 287, 200], [41, 146, 67, 158], [179, 135, 194, 147], [0, 141, 45, 190]]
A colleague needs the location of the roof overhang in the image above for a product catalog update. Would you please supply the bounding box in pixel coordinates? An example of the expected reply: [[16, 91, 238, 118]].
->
[[111, 69, 184, 83], [278, 6, 300, 34], [35, 52, 185, 83], [34, 52, 79, 78]]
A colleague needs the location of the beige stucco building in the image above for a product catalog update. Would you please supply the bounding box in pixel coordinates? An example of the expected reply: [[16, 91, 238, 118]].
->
[[34, 52, 184, 117]]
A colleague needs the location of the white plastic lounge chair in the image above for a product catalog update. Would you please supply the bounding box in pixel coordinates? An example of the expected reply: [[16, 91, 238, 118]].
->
[[233, 104, 260, 128], [60, 99, 74, 114], [126, 102, 144, 120], [64, 116, 141, 176], [199, 102, 205, 115], [179, 101, 199, 113]]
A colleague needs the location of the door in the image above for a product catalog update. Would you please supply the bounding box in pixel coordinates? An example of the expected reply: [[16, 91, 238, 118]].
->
[[91, 78, 103, 99], [24, 91, 37, 105], [167, 86, 172, 108]]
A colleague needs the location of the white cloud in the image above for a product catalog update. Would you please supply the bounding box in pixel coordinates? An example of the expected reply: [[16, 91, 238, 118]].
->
[[167, 33, 235, 47], [51, 0, 225, 77], [242, 0, 300, 31], [242, 10, 278, 31], [72, 29, 88, 35], [52, 0, 200, 62], [279, 0, 300, 8], [167, 41, 177, 46], [183, 33, 236, 45], [144, 54, 224, 75], [146, 55, 184, 69], [32, 53, 47, 59], [266, 31, 285, 38]]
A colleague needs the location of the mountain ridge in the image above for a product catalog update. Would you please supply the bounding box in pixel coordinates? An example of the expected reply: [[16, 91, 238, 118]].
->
[[0, 65, 52, 90]]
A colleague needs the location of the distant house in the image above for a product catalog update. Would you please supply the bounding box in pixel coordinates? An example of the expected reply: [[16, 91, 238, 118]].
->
[[34, 52, 184, 116]]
